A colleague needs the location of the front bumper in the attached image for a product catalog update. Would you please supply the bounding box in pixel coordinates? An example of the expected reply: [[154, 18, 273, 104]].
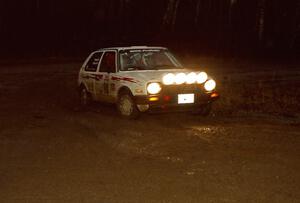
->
[[133, 84, 219, 112]]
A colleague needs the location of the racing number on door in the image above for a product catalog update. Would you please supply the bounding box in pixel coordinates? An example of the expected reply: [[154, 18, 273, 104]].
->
[[99, 51, 116, 96], [104, 76, 109, 95]]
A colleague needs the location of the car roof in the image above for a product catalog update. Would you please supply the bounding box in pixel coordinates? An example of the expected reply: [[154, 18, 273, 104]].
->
[[97, 46, 168, 52]]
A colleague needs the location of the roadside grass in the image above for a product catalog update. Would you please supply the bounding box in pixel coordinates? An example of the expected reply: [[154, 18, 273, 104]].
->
[[213, 78, 300, 117], [183, 56, 300, 117], [1, 58, 299, 118]]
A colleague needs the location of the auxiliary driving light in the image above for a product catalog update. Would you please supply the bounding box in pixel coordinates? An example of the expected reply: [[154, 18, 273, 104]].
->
[[197, 72, 208, 84], [147, 83, 162, 94], [162, 73, 175, 85], [149, 97, 159, 101], [186, 72, 197, 84], [175, 73, 186, 85], [204, 79, 216, 91]]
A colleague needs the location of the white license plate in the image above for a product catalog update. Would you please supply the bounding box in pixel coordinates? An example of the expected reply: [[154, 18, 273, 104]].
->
[[178, 94, 195, 104]]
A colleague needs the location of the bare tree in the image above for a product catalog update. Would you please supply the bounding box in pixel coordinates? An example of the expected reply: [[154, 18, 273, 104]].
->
[[119, 0, 125, 16], [118, 0, 130, 34], [119, 0, 130, 16], [290, 0, 300, 48], [163, 0, 181, 31], [256, 0, 266, 42], [195, 0, 202, 27], [36, 0, 40, 11], [229, 0, 237, 27]]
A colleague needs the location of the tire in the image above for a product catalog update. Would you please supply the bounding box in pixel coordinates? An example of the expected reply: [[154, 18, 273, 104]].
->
[[117, 92, 140, 119], [79, 87, 92, 109], [193, 103, 212, 117]]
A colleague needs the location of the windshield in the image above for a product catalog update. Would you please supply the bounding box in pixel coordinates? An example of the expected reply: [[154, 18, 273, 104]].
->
[[119, 49, 182, 71]]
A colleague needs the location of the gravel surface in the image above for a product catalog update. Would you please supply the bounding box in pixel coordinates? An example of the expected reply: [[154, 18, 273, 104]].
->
[[0, 62, 299, 202]]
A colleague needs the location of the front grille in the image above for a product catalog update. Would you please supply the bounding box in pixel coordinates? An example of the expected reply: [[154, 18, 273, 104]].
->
[[159, 84, 209, 105], [162, 84, 204, 95]]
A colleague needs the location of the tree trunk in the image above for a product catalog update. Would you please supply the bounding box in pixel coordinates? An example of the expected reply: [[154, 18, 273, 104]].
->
[[163, 0, 181, 31], [36, 0, 40, 11], [229, 0, 237, 28], [119, 0, 130, 15], [256, 0, 266, 42], [163, 0, 173, 27], [172, 0, 180, 28], [195, 0, 202, 27], [290, 0, 300, 48]]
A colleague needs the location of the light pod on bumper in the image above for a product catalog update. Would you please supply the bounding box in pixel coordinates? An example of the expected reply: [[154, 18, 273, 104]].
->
[[186, 72, 197, 84], [175, 73, 186, 85], [204, 79, 216, 91], [162, 73, 175, 85], [196, 72, 208, 84], [147, 82, 162, 94], [162, 72, 209, 85]]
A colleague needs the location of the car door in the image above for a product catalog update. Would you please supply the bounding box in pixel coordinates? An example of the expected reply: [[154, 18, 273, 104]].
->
[[95, 50, 117, 102], [82, 52, 103, 96]]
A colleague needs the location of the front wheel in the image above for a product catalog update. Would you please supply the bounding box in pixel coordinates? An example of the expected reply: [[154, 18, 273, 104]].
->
[[117, 93, 140, 119]]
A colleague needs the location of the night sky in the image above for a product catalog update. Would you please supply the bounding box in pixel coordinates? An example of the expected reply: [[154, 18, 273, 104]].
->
[[0, 0, 299, 58]]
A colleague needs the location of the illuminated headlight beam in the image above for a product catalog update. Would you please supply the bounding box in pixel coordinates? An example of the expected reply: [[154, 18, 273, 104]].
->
[[186, 72, 197, 84], [162, 73, 175, 85], [175, 73, 186, 85], [197, 72, 208, 84], [147, 82, 162, 94], [204, 79, 216, 91], [162, 72, 209, 85]]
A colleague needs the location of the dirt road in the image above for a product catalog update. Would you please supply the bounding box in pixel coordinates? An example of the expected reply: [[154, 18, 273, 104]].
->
[[0, 62, 299, 202]]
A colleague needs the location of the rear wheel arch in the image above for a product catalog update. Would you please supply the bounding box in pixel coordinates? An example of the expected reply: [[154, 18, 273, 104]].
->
[[78, 83, 92, 108], [78, 83, 87, 91]]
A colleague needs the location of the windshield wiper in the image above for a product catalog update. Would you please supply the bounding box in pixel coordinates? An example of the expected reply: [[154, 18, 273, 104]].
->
[[123, 65, 144, 71], [123, 65, 157, 71], [154, 64, 177, 69]]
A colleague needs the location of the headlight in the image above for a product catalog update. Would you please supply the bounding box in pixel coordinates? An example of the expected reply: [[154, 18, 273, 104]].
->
[[197, 72, 208, 84], [186, 72, 197, 84], [163, 73, 175, 85], [147, 83, 162, 94], [175, 73, 186, 85], [204, 79, 216, 91]]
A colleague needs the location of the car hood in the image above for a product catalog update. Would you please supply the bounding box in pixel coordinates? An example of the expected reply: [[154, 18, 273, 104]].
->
[[118, 69, 192, 83]]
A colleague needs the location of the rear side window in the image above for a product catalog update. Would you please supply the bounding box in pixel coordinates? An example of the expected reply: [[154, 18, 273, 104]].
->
[[99, 51, 116, 73], [85, 52, 103, 72]]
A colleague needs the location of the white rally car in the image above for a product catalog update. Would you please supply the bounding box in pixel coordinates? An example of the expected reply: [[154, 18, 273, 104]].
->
[[78, 46, 219, 118]]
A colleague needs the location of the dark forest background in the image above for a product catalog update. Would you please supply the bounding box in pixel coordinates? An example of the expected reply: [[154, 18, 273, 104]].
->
[[0, 0, 299, 58]]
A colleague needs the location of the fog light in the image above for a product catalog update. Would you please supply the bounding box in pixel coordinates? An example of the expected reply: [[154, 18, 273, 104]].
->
[[211, 93, 219, 98], [149, 97, 159, 101]]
